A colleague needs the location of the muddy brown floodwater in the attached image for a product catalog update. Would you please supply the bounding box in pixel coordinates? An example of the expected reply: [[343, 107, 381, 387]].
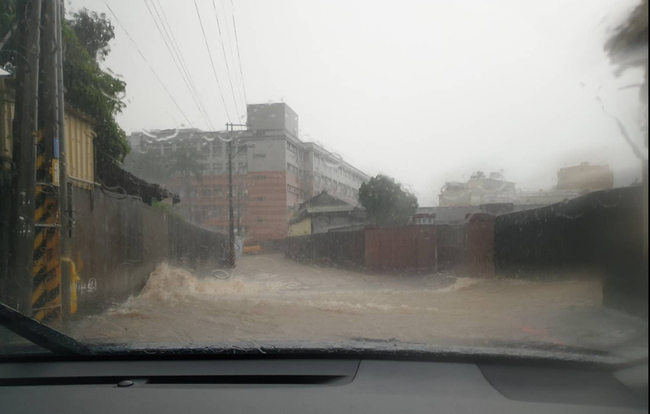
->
[[69, 253, 647, 358]]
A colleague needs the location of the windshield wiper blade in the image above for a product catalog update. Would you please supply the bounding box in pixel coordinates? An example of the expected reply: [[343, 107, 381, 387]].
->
[[0, 302, 93, 356]]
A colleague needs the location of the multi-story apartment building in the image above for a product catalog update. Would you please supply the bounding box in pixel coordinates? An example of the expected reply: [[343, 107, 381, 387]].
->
[[127, 103, 370, 241]]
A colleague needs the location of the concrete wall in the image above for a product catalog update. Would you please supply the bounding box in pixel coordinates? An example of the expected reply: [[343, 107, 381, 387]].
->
[[248, 103, 298, 137], [68, 187, 227, 316]]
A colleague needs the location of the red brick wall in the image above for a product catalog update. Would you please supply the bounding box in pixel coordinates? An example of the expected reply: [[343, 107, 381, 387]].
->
[[167, 171, 291, 242]]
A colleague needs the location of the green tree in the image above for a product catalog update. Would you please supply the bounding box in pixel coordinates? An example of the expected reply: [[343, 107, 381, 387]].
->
[[0, 3, 128, 162], [64, 9, 128, 162], [71, 9, 114, 61], [0, 0, 17, 70], [358, 174, 418, 226]]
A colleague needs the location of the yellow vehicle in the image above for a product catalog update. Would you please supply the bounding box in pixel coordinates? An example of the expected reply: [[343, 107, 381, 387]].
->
[[243, 245, 261, 255]]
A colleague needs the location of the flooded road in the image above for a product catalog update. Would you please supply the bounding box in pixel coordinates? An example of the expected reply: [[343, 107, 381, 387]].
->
[[70, 254, 647, 356]]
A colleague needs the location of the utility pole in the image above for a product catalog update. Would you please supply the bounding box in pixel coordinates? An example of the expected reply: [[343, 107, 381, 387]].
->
[[227, 124, 235, 269], [56, 0, 71, 316], [10, 0, 42, 314], [225, 122, 249, 269], [32, 0, 62, 322]]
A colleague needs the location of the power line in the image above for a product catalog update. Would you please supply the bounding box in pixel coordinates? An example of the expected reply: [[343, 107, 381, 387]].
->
[[229, 0, 249, 105], [220, 0, 244, 108], [149, 0, 212, 129], [193, 0, 234, 124], [143, 0, 214, 130], [104, 1, 195, 129], [211, 0, 242, 122], [155, 0, 215, 130]]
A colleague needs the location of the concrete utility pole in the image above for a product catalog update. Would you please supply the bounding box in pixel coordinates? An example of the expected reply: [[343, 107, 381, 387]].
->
[[56, 0, 71, 315], [225, 122, 250, 269], [32, 0, 62, 321], [10, 0, 42, 314], [227, 125, 235, 269]]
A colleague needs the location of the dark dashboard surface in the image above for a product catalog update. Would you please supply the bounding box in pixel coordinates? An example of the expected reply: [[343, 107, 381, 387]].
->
[[0, 359, 647, 413]]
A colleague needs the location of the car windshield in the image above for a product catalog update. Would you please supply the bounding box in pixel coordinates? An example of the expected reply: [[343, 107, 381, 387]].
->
[[0, 0, 647, 362]]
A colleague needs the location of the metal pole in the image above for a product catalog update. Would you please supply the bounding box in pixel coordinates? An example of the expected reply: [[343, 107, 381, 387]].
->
[[56, 0, 71, 316], [10, 0, 42, 314], [227, 124, 235, 268]]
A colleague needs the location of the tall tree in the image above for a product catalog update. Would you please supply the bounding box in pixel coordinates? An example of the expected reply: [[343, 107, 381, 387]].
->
[[64, 10, 127, 162], [71, 9, 114, 61], [358, 174, 418, 226]]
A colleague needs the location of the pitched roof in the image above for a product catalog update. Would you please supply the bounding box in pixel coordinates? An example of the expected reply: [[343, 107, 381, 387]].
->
[[290, 191, 364, 223]]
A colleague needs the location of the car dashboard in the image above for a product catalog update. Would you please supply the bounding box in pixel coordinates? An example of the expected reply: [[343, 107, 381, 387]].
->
[[0, 357, 647, 413]]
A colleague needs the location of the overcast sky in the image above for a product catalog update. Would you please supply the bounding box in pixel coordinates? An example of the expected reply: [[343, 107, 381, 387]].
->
[[69, 0, 646, 205]]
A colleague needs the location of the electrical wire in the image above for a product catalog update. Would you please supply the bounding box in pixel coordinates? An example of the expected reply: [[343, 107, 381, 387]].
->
[[143, 0, 214, 130], [155, 0, 215, 130], [147, 0, 212, 129], [211, 0, 242, 121], [193, 0, 233, 124], [104, 1, 195, 129], [229, 0, 249, 105]]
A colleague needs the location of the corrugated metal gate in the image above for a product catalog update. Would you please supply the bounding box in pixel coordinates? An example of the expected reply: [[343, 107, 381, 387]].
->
[[364, 226, 436, 271]]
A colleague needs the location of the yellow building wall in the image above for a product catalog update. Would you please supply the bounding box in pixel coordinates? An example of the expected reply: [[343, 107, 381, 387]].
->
[[288, 217, 312, 237], [0, 94, 95, 188], [63, 110, 95, 188]]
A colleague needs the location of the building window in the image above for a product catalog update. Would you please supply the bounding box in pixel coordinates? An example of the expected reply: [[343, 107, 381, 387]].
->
[[201, 189, 211, 197], [236, 147, 248, 158], [287, 184, 301, 195], [253, 175, 266, 180], [257, 196, 267, 202], [214, 186, 223, 197], [253, 153, 266, 159], [206, 205, 221, 219], [287, 163, 299, 174]]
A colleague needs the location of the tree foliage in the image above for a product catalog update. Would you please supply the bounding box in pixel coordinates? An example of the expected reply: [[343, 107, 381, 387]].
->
[[0, 0, 17, 70], [0, 4, 128, 162], [71, 9, 114, 61], [358, 174, 418, 226]]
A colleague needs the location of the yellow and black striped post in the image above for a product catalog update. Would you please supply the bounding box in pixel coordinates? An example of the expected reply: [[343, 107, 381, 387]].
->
[[31, 0, 64, 322], [32, 129, 61, 322]]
